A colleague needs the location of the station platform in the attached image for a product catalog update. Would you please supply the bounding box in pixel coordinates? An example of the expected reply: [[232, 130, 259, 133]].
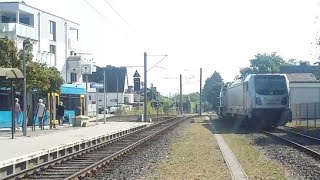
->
[[0, 118, 151, 178]]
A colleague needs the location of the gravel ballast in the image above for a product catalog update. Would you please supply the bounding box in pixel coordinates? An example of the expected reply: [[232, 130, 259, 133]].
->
[[90, 117, 230, 180], [211, 115, 320, 180], [243, 132, 320, 180], [89, 118, 196, 180]]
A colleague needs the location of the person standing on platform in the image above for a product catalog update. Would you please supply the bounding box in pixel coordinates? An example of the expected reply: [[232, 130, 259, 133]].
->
[[36, 99, 46, 130], [15, 98, 21, 131], [57, 102, 65, 125]]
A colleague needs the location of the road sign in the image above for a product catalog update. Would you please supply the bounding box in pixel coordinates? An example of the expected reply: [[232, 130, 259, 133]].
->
[[91, 83, 104, 89], [81, 64, 92, 74]]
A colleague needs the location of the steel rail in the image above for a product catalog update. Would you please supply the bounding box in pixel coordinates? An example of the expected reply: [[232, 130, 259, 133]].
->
[[2, 117, 178, 180], [263, 130, 320, 161], [64, 116, 191, 180], [282, 127, 320, 142]]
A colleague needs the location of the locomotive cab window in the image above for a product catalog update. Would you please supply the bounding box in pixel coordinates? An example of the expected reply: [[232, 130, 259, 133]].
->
[[254, 76, 286, 95]]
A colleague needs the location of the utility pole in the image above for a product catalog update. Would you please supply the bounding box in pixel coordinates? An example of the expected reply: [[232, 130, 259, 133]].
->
[[200, 68, 202, 116], [180, 74, 182, 115], [95, 89, 98, 125], [116, 75, 119, 110], [151, 83, 153, 110], [103, 70, 106, 123], [144, 52, 147, 122], [85, 74, 88, 116], [23, 41, 28, 136]]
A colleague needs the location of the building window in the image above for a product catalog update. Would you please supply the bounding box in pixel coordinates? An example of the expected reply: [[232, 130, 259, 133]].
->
[[70, 72, 77, 83], [49, 44, 56, 65], [49, 44, 56, 54], [124, 97, 129, 104], [49, 21, 56, 41]]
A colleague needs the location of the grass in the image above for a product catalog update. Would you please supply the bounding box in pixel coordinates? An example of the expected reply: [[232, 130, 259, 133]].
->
[[286, 120, 320, 129], [206, 115, 287, 179], [222, 134, 287, 180], [150, 117, 231, 180]]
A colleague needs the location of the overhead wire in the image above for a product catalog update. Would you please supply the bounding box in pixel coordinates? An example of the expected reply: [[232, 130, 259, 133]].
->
[[102, 0, 129, 25], [82, 0, 112, 24], [102, 0, 137, 32]]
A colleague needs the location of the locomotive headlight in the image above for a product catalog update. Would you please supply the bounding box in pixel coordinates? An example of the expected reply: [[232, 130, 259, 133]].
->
[[281, 97, 287, 105], [256, 97, 262, 105]]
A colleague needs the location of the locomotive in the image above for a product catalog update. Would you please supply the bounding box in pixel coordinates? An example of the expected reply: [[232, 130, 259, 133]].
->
[[217, 74, 292, 128]]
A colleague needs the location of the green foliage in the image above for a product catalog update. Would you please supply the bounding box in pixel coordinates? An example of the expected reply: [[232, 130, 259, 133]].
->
[[48, 67, 64, 93], [0, 36, 20, 69], [239, 52, 285, 78], [202, 71, 224, 110], [286, 59, 300, 65], [162, 98, 173, 114], [26, 61, 50, 93], [0, 37, 64, 94]]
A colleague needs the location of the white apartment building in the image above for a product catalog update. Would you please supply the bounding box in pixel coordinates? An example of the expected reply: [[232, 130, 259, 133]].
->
[[0, 0, 81, 82]]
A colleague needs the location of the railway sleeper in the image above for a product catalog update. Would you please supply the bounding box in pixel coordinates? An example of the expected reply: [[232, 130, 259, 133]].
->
[[83, 154, 111, 158], [51, 166, 85, 169], [64, 162, 94, 165], [38, 172, 74, 175], [27, 175, 68, 179], [45, 169, 79, 173], [72, 159, 98, 162]]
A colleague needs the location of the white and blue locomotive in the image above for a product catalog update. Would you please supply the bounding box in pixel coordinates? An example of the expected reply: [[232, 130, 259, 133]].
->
[[217, 74, 292, 128]]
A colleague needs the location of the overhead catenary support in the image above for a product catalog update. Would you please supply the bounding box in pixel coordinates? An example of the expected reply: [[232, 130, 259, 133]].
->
[[103, 70, 107, 123], [144, 52, 147, 122], [23, 40, 29, 136], [180, 74, 182, 115], [200, 68, 202, 116], [143, 52, 167, 122]]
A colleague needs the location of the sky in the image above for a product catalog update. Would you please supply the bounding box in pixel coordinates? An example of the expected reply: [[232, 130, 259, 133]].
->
[[24, 0, 320, 96]]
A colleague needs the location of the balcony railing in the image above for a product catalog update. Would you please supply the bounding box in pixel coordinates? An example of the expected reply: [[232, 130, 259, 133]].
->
[[0, 23, 38, 40]]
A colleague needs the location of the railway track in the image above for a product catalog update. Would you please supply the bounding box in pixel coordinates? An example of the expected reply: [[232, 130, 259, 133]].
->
[[3, 116, 193, 180], [263, 128, 320, 160]]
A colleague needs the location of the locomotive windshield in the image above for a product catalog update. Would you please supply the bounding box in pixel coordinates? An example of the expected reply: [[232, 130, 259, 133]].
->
[[254, 75, 287, 95]]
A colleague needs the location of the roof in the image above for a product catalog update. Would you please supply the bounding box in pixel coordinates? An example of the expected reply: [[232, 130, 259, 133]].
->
[[285, 73, 320, 83], [0, 1, 79, 25], [0, 68, 24, 80], [61, 84, 86, 95], [85, 66, 128, 93], [280, 65, 320, 74]]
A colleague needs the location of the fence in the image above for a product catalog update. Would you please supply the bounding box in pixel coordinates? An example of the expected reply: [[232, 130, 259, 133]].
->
[[291, 102, 320, 128]]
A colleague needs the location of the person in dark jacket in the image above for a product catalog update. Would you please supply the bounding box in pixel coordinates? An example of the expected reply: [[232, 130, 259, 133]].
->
[[57, 102, 65, 125]]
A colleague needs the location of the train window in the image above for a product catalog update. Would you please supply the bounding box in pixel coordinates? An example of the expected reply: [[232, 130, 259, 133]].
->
[[0, 93, 10, 110], [255, 76, 286, 95]]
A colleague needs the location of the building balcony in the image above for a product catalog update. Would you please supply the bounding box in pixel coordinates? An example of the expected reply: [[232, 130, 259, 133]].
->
[[0, 23, 38, 40]]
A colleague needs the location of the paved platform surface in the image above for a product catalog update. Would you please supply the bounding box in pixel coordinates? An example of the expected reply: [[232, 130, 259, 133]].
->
[[0, 114, 109, 138], [0, 119, 150, 164]]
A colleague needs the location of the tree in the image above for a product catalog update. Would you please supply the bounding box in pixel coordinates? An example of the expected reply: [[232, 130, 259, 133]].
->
[[47, 67, 64, 94], [0, 36, 21, 69], [0, 37, 64, 94], [202, 71, 224, 110], [286, 59, 300, 65], [239, 52, 286, 78], [162, 98, 173, 114]]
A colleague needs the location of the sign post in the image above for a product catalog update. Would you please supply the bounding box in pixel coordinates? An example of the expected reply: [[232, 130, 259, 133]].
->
[[81, 64, 93, 117], [91, 82, 104, 124]]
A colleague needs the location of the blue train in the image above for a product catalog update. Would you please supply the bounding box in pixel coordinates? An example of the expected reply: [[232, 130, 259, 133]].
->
[[0, 84, 85, 128]]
